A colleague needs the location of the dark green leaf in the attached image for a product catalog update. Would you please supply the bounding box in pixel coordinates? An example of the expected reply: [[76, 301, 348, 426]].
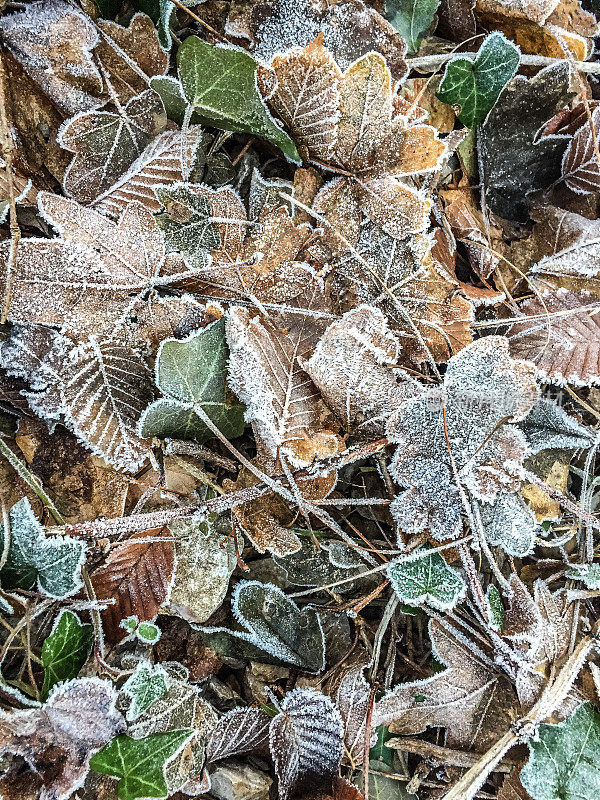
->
[[41, 610, 93, 700], [385, 0, 440, 54], [155, 183, 220, 269], [387, 550, 465, 611], [90, 730, 193, 800], [437, 32, 520, 128], [177, 36, 299, 161]]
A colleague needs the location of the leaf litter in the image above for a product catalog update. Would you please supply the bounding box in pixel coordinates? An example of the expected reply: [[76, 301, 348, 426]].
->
[[2, 2, 600, 800]]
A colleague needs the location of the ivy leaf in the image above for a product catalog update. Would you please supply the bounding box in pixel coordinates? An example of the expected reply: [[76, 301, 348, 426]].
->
[[177, 36, 300, 161], [0, 497, 86, 599], [387, 549, 466, 611], [437, 33, 520, 128], [89, 729, 194, 800], [565, 563, 600, 589], [385, 0, 441, 54], [121, 662, 168, 722], [200, 580, 326, 673], [520, 703, 600, 800], [138, 317, 246, 443], [41, 610, 93, 700], [154, 182, 221, 269]]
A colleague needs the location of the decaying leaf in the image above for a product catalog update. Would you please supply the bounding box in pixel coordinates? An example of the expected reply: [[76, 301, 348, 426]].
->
[[206, 706, 271, 763]]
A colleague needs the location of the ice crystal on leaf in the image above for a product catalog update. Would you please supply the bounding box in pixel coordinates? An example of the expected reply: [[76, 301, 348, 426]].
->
[[387, 549, 466, 611], [206, 706, 271, 763], [386, 336, 540, 552], [120, 662, 169, 723], [328, 658, 373, 766]]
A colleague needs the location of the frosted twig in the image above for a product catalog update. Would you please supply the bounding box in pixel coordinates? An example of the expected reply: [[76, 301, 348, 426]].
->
[[0, 438, 65, 525], [407, 52, 600, 75]]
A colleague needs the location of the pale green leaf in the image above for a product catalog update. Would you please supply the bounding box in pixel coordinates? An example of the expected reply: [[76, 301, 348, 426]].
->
[[155, 182, 220, 270], [565, 563, 600, 589], [520, 703, 600, 800], [121, 663, 168, 722], [41, 610, 93, 700], [437, 32, 520, 128], [385, 0, 440, 54], [177, 36, 300, 161], [90, 730, 193, 800], [136, 621, 161, 644], [387, 550, 465, 611]]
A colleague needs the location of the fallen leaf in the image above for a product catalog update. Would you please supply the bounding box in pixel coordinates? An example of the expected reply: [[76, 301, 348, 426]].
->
[[387, 549, 466, 611], [560, 105, 600, 195], [385, 0, 441, 54], [206, 706, 271, 763], [41, 610, 93, 700]]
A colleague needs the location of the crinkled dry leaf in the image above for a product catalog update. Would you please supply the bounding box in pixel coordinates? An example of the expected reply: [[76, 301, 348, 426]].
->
[[206, 706, 271, 763]]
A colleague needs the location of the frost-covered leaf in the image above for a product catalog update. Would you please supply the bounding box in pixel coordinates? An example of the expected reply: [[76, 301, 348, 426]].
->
[[387, 549, 466, 611], [478, 64, 574, 221], [0, 678, 124, 800], [227, 305, 342, 467], [177, 36, 299, 161], [302, 305, 421, 434], [477, 493, 539, 557], [0, 0, 102, 116], [565, 563, 600, 589], [90, 529, 175, 643], [90, 729, 194, 800], [41, 610, 93, 700], [200, 580, 326, 672], [508, 290, 600, 386], [0, 497, 86, 599], [270, 688, 344, 800], [487, 585, 505, 631], [274, 536, 367, 593], [374, 617, 517, 750], [560, 106, 600, 195], [134, 0, 175, 49], [437, 33, 520, 129], [330, 659, 372, 766], [387, 336, 538, 548], [121, 663, 168, 722], [385, 0, 441, 54], [136, 622, 161, 645], [154, 182, 221, 269], [59, 90, 167, 204], [139, 318, 246, 443], [518, 398, 595, 453], [93, 127, 206, 218], [2, 325, 155, 472], [520, 703, 600, 800], [206, 706, 271, 763], [167, 516, 236, 624]]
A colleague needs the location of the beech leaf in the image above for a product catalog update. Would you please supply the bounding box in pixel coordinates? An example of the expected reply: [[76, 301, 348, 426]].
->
[[41, 610, 93, 700], [437, 33, 520, 128]]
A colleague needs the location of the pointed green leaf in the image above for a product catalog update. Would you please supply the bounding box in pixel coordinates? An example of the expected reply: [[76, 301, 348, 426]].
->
[[139, 317, 246, 443], [155, 183, 220, 270], [41, 610, 93, 700], [90, 730, 193, 800], [520, 703, 600, 800], [486, 584, 504, 631], [437, 32, 520, 128], [0, 498, 86, 599], [385, 0, 441, 54], [177, 36, 300, 161], [387, 550, 466, 611], [121, 663, 168, 722]]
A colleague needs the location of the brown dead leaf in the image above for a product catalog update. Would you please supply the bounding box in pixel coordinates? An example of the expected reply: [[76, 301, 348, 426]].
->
[[560, 105, 600, 195], [432, 227, 504, 306], [91, 528, 176, 643], [498, 768, 535, 800]]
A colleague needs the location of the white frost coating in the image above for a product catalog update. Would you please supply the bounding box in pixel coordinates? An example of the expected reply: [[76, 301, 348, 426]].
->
[[477, 493, 538, 557]]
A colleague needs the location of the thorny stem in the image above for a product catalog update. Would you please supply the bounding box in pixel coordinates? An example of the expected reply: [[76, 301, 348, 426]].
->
[[0, 49, 20, 326]]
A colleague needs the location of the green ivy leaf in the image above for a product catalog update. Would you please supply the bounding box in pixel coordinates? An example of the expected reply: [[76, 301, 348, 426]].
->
[[387, 550, 466, 611], [566, 563, 600, 589], [133, 0, 174, 48], [0, 498, 86, 599], [385, 0, 440, 54], [90, 730, 194, 800], [437, 32, 520, 128], [177, 36, 300, 161], [520, 703, 600, 800], [41, 610, 93, 700], [121, 663, 168, 722], [155, 183, 220, 270], [139, 317, 246, 443]]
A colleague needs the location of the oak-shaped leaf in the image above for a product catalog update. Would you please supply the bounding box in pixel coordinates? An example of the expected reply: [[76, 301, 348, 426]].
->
[[177, 36, 299, 161], [0, 0, 102, 116], [302, 305, 421, 434], [0, 678, 124, 800], [385, 0, 441, 54], [0, 193, 195, 339], [59, 90, 167, 205], [508, 290, 600, 386], [139, 318, 246, 443], [90, 729, 194, 800], [227, 304, 342, 467], [478, 63, 574, 221], [270, 688, 344, 800], [206, 706, 271, 763], [92, 127, 206, 219], [90, 528, 175, 644], [387, 549, 466, 611], [520, 703, 600, 800], [41, 610, 93, 700], [386, 336, 539, 552], [437, 33, 520, 128], [374, 617, 518, 751], [200, 581, 326, 673], [1, 325, 155, 472], [0, 497, 86, 599], [120, 662, 169, 722]]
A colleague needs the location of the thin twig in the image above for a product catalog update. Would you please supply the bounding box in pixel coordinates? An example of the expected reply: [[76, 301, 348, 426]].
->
[[0, 49, 20, 325]]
